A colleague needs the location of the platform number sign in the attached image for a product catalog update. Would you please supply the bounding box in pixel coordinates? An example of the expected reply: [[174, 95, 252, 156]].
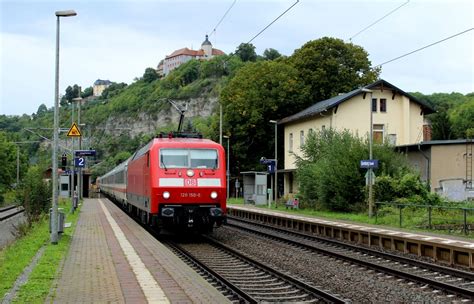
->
[[75, 157, 85, 168]]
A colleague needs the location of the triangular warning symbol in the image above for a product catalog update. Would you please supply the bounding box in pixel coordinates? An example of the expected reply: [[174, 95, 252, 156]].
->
[[67, 122, 82, 137]]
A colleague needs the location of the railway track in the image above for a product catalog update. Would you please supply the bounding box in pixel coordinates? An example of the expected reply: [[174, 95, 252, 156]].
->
[[162, 235, 347, 303], [226, 216, 474, 301], [0, 205, 24, 222]]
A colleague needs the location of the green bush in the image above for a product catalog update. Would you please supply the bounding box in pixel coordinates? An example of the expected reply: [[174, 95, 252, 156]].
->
[[296, 129, 420, 212], [296, 129, 367, 211], [17, 166, 51, 221]]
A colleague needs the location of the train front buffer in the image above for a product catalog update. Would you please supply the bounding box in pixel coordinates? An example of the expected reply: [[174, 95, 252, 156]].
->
[[154, 174, 226, 231]]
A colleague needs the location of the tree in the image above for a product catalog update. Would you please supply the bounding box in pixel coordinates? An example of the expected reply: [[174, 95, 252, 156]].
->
[[263, 48, 282, 61], [412, 92, 472, 140], [81, 86, 93, 98], [200, 55, 244, 78], [177, 60, 199, 85], [289, 37, 379, 102], [235, 43, 257, 62], [0, 132, 17, 202], [36, 104, 48, 116], [143, 67, 159, 83], [220, 60, 308, 171], [19, 165, 50, 221], [101, 82, 128, 100], [450, 98, 474, 139], [295, 129, 412, 211], [61, 84, 81, 104]]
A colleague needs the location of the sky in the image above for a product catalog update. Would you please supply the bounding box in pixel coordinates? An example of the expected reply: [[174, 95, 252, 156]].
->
[[1, 0, 473, 116]]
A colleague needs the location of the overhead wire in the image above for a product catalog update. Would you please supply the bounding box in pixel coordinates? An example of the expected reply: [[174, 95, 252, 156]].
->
[[349, 0, 410, 41], [374, 27, 474, 68], [247, 0, 300, 44], [209, 0, 237, 37]]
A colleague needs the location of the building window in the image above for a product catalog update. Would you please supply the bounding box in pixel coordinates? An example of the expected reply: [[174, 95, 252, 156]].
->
[[300, 130, 305, 147], [322, 125, 326, 130], [289, 133, 293, 152], [380, 98, 387, 112], [308, 128, 314, 135], [373, 124, 384, 144], [372, 98, 377, 112]]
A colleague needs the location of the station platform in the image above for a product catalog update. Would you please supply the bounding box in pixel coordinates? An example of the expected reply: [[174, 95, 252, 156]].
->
[[51, 198, 230, 303], [227, 204, 474, 269]]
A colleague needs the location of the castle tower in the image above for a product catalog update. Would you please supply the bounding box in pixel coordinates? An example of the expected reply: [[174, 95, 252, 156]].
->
[[201, 35, 212, 58]]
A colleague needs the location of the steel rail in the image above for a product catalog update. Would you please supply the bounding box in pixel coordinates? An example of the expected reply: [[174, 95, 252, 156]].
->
[[227, 217, 474, 300], [202, 235, 347, 303], [0, 206, 25, 222], [163, 239, 258, 304]]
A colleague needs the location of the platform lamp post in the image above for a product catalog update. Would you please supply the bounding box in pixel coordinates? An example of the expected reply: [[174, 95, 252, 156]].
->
[[71, 97, 76, 200], [269, 120, 278, 205], [73, 92, 83, 200], [361, 88, 374, 218], [223, 135, 230, 200], [52, 9, 77, 245]]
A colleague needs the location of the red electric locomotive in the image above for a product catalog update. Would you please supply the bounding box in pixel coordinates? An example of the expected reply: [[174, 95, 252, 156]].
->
[[99, 134, 227, 233]]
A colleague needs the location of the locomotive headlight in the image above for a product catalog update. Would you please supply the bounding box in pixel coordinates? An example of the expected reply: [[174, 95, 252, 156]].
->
[[210, 191, 218, 199], [186, 169, 195, 177], [163, 191, 170, 199]]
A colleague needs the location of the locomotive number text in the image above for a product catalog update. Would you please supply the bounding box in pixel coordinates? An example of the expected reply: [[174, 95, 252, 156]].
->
[[180, 192, 201, 198]]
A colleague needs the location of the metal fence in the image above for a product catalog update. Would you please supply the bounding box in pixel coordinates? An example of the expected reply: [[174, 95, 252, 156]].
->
[[375, 202, 474, 235]]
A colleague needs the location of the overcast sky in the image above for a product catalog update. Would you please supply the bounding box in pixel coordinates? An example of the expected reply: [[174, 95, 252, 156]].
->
[[1, 0, 473, 116]]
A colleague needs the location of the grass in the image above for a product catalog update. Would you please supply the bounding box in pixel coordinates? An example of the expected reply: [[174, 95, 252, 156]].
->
[[0, 199, 81, 303], [0, 217, 49, 299], [227, 198, 474, 239]]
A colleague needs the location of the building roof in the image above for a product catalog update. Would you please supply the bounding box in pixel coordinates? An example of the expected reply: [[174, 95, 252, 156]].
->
[[94, 79, 112, 86], [166, 47, 198, 58], [211, 49, 225, 56], [202, 34, 212, 46], [165, 47, 225, 59], [278, 79, 436, 125], [397, 139, 473, 150]]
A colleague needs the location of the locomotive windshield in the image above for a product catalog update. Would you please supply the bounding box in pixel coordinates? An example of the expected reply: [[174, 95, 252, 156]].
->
[[160, 149, 218, 169]]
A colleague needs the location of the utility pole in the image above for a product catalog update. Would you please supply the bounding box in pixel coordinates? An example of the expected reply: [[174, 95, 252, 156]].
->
[[13, 141, 41, 187], [362, 88, 374, 218], [78, 89, 82, 200]]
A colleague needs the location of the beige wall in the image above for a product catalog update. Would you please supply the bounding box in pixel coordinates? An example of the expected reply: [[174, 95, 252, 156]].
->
[[431, 145, 468, 191], [405, 143, 470, 193], [404, 149, 429, 181], [93, 84, 108, 97]]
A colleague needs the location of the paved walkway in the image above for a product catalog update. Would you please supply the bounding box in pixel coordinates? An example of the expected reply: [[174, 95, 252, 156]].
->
[[52, 198, 230, 303]]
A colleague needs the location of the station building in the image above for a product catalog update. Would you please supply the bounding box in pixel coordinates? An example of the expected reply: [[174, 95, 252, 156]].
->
[[278, 79, 436, 197]]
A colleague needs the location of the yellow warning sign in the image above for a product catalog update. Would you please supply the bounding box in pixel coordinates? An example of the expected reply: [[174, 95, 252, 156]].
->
[[67, 122, 82, 137]]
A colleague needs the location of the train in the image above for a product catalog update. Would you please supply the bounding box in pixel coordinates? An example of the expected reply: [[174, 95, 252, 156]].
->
[[97, 133, 227, 233]]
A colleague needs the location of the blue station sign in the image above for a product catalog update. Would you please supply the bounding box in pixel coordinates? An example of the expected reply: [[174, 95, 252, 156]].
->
[[360, 159, 379, 169], [260, 158, 276, 173], [75, 150, 96, 157]]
